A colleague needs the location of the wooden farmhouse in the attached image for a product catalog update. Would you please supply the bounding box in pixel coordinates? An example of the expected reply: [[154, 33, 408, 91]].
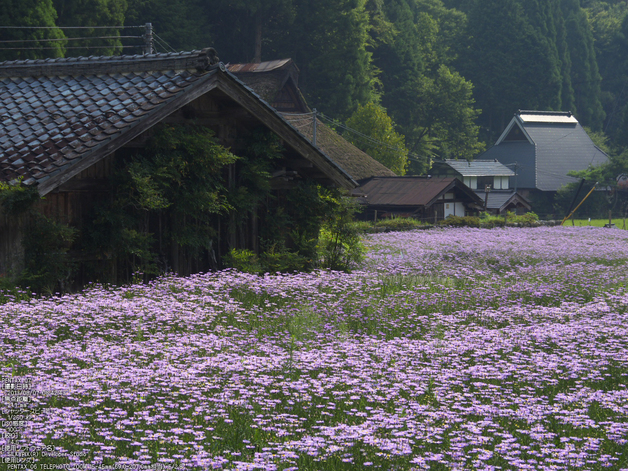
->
[[228, 59, 396, 182], [0, 50, 395, 280], [479, 110, 609, 200], [352, 177, 483, 223], [430, 159, 531, 215]]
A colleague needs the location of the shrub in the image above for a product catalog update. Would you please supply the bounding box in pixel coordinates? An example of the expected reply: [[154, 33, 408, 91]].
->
[[20, 214, 77, 293], [318, 195, 365, 271], [507, 211, 540, 227], [260, 243, 309, 273], [479, 212, 505, 228], [438, 215, 481, 227], [375, 217, 425, 231]]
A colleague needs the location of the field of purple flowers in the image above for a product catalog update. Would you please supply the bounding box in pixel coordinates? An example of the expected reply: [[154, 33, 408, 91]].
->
[[1, 226, 628, 470]]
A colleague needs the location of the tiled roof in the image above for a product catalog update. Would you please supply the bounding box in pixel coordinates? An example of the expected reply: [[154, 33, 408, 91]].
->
[[356, 177, 481, 207], [282, 114, 396, 181], [437, 159, 515, 177], [0, 68, 204, 187], [0, 51, 222, 190]]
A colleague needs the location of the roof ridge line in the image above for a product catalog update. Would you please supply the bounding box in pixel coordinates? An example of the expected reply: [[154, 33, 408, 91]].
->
[[0, 48, 220, 78]]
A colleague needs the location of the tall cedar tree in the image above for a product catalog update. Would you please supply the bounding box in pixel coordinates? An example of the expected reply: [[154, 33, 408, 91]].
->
[[277, 0, 378, 120], [124, 0, 212, 52], [458, 0, 564, 138], [562, 0, 605, 130], [53, 0, 127, 57], [585, 1, 628, 142], [208, 0, 294, 63], [0, 0, 66, 61]]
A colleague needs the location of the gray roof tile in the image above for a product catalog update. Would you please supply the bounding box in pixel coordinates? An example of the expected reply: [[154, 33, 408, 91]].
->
[[0, 60, 204, 184]]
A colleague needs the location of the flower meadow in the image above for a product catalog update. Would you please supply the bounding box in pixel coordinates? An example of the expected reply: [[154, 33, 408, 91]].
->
[[1, 226, 628, 471]]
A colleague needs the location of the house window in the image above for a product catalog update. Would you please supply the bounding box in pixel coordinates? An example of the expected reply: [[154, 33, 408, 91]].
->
[[491, 176, 510, 190], [463, 176, 477, 189]]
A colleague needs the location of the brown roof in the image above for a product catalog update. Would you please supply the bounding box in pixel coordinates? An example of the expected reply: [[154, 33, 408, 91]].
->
[[0, 51, 357, 194], [281, 113, 396, 181], [356, 176, 482, 207]]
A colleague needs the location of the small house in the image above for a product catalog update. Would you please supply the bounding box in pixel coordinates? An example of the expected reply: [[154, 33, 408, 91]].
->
[[430, 159, 531, 215], [353, 177, 483, 223]]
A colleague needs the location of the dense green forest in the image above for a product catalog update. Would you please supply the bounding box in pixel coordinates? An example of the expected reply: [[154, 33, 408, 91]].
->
[[2, 0, 628, 177]]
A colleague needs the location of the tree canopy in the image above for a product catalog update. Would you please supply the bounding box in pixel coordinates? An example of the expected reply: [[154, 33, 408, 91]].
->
[[345, 102, 409, 175], [1, 0, 627, 176]]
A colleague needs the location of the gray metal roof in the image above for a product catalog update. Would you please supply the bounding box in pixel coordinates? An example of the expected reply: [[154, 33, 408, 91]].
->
[[479, 111, 609, 191], [473, 190, 531, 212], [480, 142, 536, 190], [437, 159, 514, 177]]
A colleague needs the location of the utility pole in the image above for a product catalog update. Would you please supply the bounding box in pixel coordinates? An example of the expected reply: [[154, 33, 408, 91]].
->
[[143, 23, 153, 54]]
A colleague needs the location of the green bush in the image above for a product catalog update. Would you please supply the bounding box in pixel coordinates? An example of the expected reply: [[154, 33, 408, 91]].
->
[[375, 217, 425, 231], [438, 215, 481, 227], [348, 220, 377, 234], [318, 195, 365, 272], [507, 211, 540, 227], [20, 214, 77, 293], [260, 249, 308, 273], [479, 212, 506, 228]]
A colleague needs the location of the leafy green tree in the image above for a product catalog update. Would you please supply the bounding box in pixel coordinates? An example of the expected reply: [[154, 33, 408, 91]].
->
[[0, 0, 66, 61], [53, 0, 127, 56], [345, 102, 409, 175], [373, 0, 483, 171]]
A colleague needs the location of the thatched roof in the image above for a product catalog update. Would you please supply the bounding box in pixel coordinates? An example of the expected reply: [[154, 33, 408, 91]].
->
[[281, 113, 396, 182]]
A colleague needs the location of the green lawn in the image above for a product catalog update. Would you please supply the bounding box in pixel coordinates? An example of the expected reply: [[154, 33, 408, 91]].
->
[[568, 218, 628, 229]]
